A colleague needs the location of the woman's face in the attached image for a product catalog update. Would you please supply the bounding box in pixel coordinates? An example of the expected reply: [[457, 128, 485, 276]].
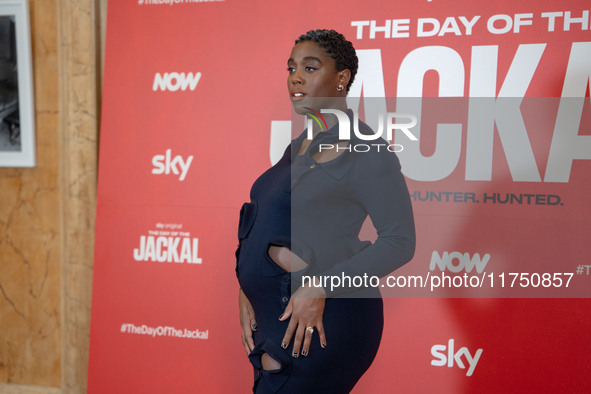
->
[[287, 41, 347, 113]]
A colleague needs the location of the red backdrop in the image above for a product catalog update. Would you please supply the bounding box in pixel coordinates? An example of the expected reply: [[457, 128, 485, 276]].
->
[[89, 0, 591, 392]]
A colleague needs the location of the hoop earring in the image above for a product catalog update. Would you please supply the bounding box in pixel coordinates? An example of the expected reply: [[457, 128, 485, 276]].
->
[[337, 85, 343, 92]]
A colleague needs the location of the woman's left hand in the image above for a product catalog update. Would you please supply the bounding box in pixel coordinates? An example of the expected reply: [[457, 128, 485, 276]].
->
[[279, 283, 327, 358]]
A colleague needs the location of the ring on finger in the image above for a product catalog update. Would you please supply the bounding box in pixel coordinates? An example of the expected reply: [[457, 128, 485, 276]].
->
[[306, 326, 314, 334]]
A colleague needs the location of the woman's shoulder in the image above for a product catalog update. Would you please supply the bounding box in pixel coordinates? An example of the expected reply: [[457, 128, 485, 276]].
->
[[349, 121, 402, 173]]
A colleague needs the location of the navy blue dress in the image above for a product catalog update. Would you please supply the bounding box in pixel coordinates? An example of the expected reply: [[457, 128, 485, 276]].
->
[[236, 112, 415, 393]]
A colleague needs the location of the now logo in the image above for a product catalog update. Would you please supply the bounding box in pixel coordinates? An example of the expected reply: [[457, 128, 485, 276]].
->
[[429, 250, 490, 274], [152, 149, 193, 181], [153, 72, 202, 92], [431, 339, 483, 377]]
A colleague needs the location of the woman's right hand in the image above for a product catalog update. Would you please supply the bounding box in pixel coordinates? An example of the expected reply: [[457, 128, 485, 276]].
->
[[239, 288, 257, 355]]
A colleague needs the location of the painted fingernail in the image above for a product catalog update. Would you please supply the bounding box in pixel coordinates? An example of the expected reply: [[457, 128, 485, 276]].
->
[[321, 342, 327, 348], [251, 323, 257, 330], [278, 314, 283, 320], [292, 352, 299, 358], [302, 350, 307, 356], [281, 343, 287, 349]]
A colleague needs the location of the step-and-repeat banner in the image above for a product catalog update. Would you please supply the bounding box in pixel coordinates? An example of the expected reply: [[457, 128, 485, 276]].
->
[[89, 0, 591, 392]]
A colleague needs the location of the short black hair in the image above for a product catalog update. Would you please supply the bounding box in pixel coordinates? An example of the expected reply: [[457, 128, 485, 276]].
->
[[295, 29, 358, 93]]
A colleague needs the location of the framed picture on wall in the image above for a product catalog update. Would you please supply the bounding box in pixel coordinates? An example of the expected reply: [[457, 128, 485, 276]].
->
[[0, 0, 35, 167]]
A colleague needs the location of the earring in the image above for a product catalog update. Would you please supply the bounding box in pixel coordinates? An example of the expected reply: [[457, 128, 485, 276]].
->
[[337, 85, 343, 92]]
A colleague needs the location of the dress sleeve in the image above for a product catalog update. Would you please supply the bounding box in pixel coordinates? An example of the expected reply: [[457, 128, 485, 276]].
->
[[317, 148, 416, 297]]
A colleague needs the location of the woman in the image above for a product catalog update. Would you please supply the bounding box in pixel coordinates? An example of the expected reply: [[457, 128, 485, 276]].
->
[[236, 29, 415, 393]]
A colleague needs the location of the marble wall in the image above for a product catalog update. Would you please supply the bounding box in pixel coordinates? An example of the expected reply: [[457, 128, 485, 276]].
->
[[0, 0, 61, 387], [0, 0, 104, 393]]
